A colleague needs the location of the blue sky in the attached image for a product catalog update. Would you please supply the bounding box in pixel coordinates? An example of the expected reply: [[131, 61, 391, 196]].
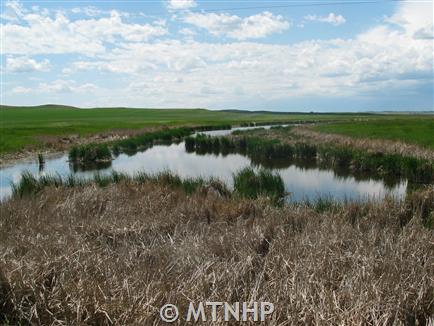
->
[[1, 0, 433, 111]]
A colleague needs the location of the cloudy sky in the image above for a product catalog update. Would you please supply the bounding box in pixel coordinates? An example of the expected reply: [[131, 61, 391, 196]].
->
[[1, 0, 433, 111]]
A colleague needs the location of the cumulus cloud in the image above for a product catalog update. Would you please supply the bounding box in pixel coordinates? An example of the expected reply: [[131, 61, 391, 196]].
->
[[385, 1, 433, 39], [1, 0, 25, 21], [1, 9, 168, 55], [3, 0, 432, 109], [68, 16, 431, 101], [166, 0, 197, 10], [6, 56, 50, 72], [304, 13, 346, 26], [183, 11, 290, 40], [66, 14, 432, 106]]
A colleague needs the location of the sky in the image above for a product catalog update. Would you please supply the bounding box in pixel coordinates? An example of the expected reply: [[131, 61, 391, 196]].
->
[[0, 0, 433, 112]]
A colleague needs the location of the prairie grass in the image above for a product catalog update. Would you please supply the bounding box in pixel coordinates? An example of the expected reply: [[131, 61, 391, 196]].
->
[[4, 103, 352, 154], [314, 118, 434, 149], [1, 181, 433, 325], [294, 126, 434, 161]]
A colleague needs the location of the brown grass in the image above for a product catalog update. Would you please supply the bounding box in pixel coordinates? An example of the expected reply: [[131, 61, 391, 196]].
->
[[292, 126, 434, 161], [1, 180, 433, 325]]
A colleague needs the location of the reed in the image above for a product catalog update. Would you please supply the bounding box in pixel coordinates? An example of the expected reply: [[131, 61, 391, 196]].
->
[[68, 143, 112, 163], [186, 132, 434, 184], [2, 181, 433, 325], [11, 172, 64, 197], [37, 153, 44, 166], [233, 167, 285, 205], [299, 195, 342, 213], [107, 126, 232, 157]]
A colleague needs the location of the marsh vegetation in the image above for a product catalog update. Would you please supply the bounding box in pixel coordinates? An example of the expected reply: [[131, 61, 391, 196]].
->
[[1, 177, 433, 325], [185, 128, 434, 184], [2, 116, 434, 325]]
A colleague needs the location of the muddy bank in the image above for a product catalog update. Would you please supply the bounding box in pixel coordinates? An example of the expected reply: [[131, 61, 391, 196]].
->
[[0, 126, 164, 167]]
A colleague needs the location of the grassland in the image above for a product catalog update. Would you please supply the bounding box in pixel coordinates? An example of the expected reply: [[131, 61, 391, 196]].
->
[[1, 177, 433, 325], [315, 117, 434, 149], [0, 104, 394, 154], [2, 105, 432, 156]]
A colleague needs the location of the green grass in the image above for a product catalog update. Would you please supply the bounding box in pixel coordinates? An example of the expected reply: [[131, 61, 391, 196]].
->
[[186, 131, 434, 183], [1, 104, 381, 154], [69, 143, 112, 163], [233, 167, 285, 205], [315, 118, 434, 149], [10, 170, 232, 198]]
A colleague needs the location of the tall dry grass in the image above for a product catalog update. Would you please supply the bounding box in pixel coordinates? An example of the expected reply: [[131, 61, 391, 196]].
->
[[1, 180, 433, 325], [292, 126, 434, 162]]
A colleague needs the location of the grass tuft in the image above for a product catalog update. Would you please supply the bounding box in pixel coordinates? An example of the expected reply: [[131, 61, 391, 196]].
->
[[233, 167, 285, 205], [69, 143, 112, 163]]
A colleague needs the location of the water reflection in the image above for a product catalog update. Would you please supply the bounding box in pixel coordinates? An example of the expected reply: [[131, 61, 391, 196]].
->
[[0, 140, 408, 203]]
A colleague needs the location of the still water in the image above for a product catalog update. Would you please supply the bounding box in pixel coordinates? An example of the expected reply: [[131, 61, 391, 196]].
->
[[0, 126, 407, 202]]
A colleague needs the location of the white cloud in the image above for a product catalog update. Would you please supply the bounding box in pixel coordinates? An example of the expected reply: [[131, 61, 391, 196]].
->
[[39, 80, 99, 94], [304, 13, 346, 26], [166, 0, 197, 10], [12, 86, 32, 93], [70, 11, 167, 42], [1, 9, 168, 55], [178, 27, 197, 37], [1, 0, 25, 21], [71, 6, 104, 17], [62, 67, 73, 75], [11, 80, 99, 95], [385, 1, 433, 39], [65, 10, 432, 106], [183, 11, 290, 40], [3, 1, 432, 109], [6, 56, 50, 72], [71, 59, 158, 74], [231, 12, 291, 40]]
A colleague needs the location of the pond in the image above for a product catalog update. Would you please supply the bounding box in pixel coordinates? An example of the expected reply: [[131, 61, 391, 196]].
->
[[0, 126, 408, 202]]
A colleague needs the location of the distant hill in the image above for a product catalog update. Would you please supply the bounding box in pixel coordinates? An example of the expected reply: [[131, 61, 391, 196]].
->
[[1, 105, 432, 115], [220, 109, 377, 115], [0, 104, 79, 110]]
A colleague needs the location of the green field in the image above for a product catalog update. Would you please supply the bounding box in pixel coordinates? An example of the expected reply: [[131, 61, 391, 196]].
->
[[1, 105, 374, 154], [1, 105, 433, 154], [315, 117, 434, 149]]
